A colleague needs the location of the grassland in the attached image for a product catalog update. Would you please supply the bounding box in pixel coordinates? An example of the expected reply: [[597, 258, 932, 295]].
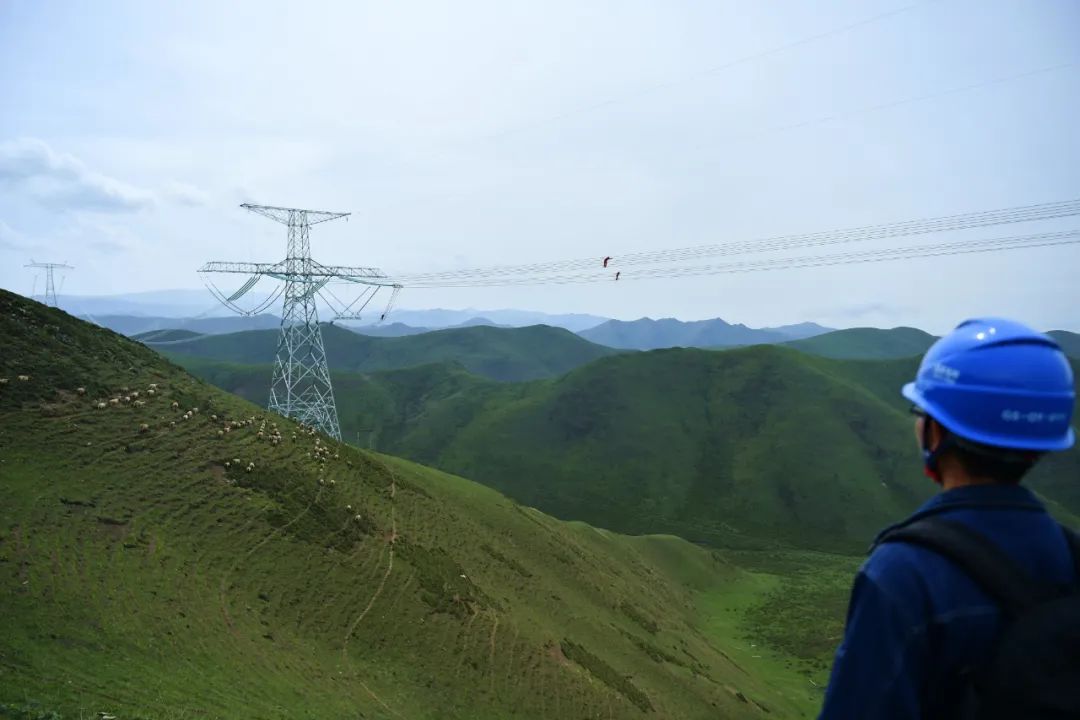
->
[[0, 290, 849, 718]]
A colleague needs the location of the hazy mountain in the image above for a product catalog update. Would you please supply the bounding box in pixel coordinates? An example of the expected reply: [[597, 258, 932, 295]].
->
[[83, 313, 282, 337], [345, 321, 431, 337], [765, 322, 835, 340], [578, 317, 792, 350], [54, 289, 248, 317], [153, 323, 623, 382], [356, 308, 610, 332]]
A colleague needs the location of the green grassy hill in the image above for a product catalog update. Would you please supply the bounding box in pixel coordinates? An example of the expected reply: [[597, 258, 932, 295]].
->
[[169, 349, 938, 552], [785, 327, 936, 359], [149, 323, 621, 382], [169, 345, 1080, 555], [0, 291, 848, 719]]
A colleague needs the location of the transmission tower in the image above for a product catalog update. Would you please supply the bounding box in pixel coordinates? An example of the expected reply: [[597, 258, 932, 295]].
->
[[200, 204, 401, 440], [25, 261, 74, 308]]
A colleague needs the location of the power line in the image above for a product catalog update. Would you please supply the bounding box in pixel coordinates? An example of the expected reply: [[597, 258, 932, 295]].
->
[[390, 197, 1080, 283], [400, 229, 1080, 288]]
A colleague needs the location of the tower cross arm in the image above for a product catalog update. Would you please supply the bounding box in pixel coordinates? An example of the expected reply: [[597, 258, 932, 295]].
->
[[308, 260, 402, 287], [199, 261, 284, 275], [240, 203, 350, 225]]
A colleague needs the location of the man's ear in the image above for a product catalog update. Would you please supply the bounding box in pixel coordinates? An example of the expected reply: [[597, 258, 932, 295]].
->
[[926, 418, 944, 451]]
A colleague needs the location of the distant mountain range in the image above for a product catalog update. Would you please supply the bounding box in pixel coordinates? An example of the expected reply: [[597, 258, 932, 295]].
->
[[351, 308, 609, 332], [152, 323, 621, 382], [86, 313, 282, 337], [578, 317, 833, 350]]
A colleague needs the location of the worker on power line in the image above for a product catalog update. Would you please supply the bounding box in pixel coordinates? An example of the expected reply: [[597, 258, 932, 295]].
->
[[819, 318, 1079, 719], [603, 256, 612, 268], [615, 271, 621, 281]]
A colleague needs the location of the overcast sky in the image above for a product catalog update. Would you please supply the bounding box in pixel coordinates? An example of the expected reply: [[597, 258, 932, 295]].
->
[[1, 0, 1078, 332]]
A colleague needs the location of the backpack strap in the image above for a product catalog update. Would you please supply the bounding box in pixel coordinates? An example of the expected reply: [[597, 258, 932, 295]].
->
[[1060, 524, 1080, 582], [877, 517, 1042, 616]]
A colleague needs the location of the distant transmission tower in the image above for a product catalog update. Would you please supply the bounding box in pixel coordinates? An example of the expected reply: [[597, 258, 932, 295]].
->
[[25, 260, 74, 307], [200, 204, 401, 440]]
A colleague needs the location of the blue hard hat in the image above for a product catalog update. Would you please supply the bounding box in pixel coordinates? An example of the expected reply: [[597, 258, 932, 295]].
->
[[901, 318, 1075, 452]]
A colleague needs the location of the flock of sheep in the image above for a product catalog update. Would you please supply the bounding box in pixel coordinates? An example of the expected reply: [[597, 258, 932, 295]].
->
[[3, 372, 369, 523]]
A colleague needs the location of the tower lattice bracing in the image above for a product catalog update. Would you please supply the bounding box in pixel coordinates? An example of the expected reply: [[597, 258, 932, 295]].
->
[[200, 204, 401, 440]]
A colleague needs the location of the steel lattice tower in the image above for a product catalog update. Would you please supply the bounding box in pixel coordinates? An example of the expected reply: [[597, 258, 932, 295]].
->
[[25, 261, 74, 307], [200, 204, 399, 440]]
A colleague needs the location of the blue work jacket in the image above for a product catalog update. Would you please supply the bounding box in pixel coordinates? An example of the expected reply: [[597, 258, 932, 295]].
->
[[819, 484, 1077, 719]]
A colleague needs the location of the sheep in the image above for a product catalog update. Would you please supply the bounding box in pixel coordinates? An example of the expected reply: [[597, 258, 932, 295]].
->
[[148, 383, 158, 390], [169, 421, 176, 427], [120, 386, 129, 392], [109, 398, 120, 406], [329, 478, 336, 485], [346, 504, 352, 511], [147, 388, 156, 396], [17, 375, 30, 382], [193, 407, 199, 414], [123, 396, 131, 403], [171, 401, 179, 409], [233, 458, 241, 464], [130, 391, 140, 398], [211, 414, 217, 421], [225, 461, 231, 468], [354, 514, 363, 522], [134, 400, 146, 407], [76, 387, 86, 395], [0, 378, 8, 384], [139, 423, 149, 433], [217, 430, 224, 437], [96, 401, 107, 409]]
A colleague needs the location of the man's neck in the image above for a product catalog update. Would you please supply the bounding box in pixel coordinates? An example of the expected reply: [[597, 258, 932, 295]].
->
[[940, 474, 1001, 491]]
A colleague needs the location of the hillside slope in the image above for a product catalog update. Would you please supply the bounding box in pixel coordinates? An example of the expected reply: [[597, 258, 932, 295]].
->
[[785, 327, 936, 359], [151, 323, 621, 382], [0, 291, 835, 719]]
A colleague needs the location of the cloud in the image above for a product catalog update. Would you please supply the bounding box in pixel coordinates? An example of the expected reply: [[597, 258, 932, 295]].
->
[[0, 138, 156, 212], [163, 181, 210, 207], [0, 219, 36, 252], [822, 301, 914, 321]]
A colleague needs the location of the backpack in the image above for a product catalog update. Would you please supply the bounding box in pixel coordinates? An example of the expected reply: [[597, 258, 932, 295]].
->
[[878, 517, 1080, 720]]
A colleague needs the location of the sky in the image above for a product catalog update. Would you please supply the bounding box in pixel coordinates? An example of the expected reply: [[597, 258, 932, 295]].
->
[[1, 0, 1078, 333]]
